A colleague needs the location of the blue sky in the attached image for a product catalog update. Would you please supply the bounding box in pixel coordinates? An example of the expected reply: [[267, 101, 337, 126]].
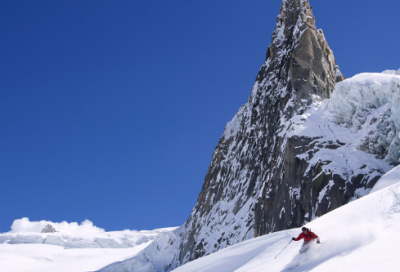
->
[[1, 0, 399, 232]]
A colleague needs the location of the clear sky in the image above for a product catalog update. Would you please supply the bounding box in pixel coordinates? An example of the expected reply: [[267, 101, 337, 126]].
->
[[1, 0, 399, 233]]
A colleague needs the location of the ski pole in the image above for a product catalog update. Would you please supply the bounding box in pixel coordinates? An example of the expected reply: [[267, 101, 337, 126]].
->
[[274, 240, 293, 259]]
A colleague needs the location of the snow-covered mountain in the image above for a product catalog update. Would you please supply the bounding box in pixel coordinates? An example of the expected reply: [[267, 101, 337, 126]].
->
[[0, 219, 177, 272], [94, 0, 400, 270], [173, 1, 398, 267]]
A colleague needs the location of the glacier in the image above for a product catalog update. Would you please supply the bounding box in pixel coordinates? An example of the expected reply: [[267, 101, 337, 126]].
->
[[331, 72, 400, 164]]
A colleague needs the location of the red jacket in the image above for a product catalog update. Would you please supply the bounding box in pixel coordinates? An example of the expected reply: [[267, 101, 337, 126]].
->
[[295, 231, 318, 243]]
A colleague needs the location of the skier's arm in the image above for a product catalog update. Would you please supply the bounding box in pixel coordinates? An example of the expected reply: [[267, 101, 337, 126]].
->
[[293, 233, 303, 241], [311, 232, 321, 243]]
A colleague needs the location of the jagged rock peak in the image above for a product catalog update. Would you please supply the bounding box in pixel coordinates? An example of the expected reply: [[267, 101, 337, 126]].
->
[[175, 0, 347, 264], [253, 0, 344, 116]]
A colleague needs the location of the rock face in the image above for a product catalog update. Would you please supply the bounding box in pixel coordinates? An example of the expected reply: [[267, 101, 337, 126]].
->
[[177, 0, 349, 263]]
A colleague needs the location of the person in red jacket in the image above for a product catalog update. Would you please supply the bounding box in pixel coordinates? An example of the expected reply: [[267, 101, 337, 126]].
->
[[292, 227, 320, 253]]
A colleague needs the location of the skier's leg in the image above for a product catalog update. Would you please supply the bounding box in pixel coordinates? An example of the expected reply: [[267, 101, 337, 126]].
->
[[299, 242, 310, 254]]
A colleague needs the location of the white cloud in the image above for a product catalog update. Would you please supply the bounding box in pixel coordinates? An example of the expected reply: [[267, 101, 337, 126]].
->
[[10, 218, 105, 236]]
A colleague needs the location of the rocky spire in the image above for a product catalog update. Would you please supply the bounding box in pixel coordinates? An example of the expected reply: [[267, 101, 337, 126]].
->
[[254, 0, 344, 116], [176, 0, 345, 263]]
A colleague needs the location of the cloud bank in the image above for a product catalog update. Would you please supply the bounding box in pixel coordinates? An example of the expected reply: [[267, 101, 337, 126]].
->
[[9, 218, 105, 236]]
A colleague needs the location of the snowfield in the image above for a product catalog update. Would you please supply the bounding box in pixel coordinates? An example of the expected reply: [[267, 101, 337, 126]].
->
[[0, 243, 151, 272], [0, 218, 177, 249], [172, 166, 400, 272], [0, 221, 177, 272]]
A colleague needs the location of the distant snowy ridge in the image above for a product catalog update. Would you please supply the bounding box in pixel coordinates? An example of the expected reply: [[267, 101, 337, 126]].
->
[[9, 218, 105, 235], [0, 218, 177, 249]]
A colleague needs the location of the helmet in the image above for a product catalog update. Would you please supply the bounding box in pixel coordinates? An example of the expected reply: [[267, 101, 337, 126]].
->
[[301, 227, 308, 231]]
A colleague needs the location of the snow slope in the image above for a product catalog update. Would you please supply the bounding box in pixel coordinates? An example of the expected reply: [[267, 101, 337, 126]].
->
[[371, 166, 400, 193], [0, 219, 177, 272], [0, 243, 150, 272], [173, 166, 400, 272]]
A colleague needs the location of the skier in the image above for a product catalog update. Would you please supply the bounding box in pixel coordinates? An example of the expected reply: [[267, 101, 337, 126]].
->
[[292, 227, 320, 253]]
